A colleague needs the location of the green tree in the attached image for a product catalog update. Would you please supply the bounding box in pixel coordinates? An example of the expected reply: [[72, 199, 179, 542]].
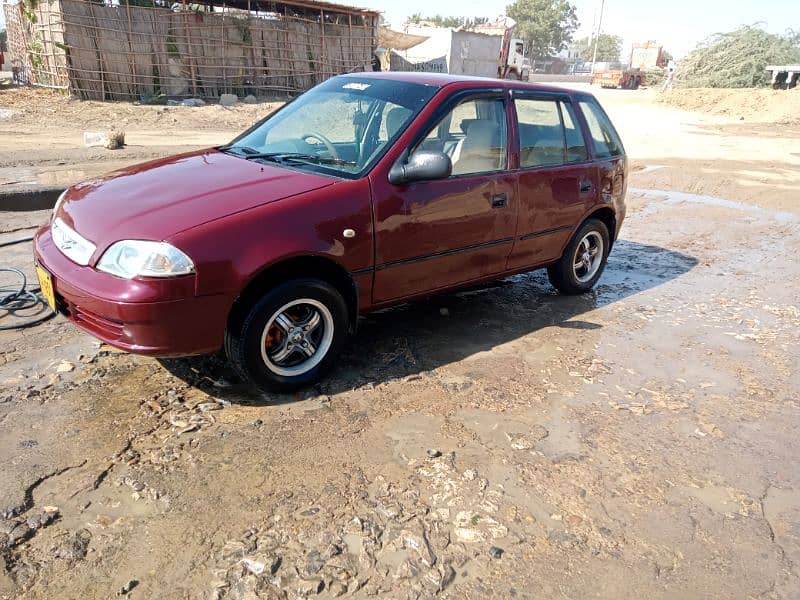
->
[[574, 33, 622, 62], [506, 0, 578, 59], [407, 15, 489, 29], [0, 30, 7, 53], [661, 49, 673, 66], [677, 25, 800, 88]]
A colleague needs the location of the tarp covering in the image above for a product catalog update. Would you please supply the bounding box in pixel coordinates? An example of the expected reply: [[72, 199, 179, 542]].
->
[[389, 26, 502, 78], [378, 27, 428, 51]]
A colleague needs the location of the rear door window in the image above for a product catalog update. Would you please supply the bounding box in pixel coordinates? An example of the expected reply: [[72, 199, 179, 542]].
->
[[515, 98, 588, 168], [578, 99, 624, 159], [515, 98, 564, 168]]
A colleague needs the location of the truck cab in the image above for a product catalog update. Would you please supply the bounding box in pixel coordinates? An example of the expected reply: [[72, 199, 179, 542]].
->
[[508, 38, 529, 77], [499, 37, 530, 81]]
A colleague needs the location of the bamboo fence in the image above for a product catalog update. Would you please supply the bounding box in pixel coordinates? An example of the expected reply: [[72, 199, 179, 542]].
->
[[3, 0, 378, 100]]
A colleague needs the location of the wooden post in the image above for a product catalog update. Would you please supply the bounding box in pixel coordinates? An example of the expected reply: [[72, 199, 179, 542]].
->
[[319, 8, 325, 81], [124, 1, 137, 97], [221, 2, 227, 94], [182, 0, 198, 97], [52, 0, 71, 92], [348, 13, 353, 68], [44, 0, 56, 87], [88, 0, 106, 100], [284, 4, 292, 92]]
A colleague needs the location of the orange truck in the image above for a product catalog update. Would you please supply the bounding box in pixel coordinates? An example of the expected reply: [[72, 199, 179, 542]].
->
[[592, 67, 644, 89], [593, 41, 664, 90]]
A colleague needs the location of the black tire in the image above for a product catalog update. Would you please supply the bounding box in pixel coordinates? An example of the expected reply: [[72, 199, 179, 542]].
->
[[224, 278, 349, 393], [547, 219, 611, 295]]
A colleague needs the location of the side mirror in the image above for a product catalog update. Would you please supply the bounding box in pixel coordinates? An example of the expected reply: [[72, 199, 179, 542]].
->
[[389, 150, 452, 185]]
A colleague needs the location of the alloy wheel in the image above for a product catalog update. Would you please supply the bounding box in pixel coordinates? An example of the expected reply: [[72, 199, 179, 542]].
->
[[573, 231, 604, 283], [259, 298, 334, 376]]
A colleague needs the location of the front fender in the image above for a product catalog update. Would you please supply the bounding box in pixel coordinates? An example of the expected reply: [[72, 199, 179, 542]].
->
[[168, 178, 374, 297]]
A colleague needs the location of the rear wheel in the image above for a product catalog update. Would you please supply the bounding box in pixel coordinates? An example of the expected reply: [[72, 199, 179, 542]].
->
[[225, 279, 349, 392], [547, 219, 610, 294]]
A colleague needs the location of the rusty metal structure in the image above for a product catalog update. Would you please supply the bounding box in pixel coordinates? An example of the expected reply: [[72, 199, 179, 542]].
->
[[3, 0, 379, 100]]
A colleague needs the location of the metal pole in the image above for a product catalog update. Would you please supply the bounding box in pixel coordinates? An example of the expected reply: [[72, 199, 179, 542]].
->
[[590, 0, 605, 75]]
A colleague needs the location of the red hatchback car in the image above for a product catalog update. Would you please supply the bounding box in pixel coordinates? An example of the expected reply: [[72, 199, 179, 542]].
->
[[34, 73, 627, 391]]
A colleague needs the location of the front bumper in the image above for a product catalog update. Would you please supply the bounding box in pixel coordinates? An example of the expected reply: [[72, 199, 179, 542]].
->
[[34, 225, 231, 357]]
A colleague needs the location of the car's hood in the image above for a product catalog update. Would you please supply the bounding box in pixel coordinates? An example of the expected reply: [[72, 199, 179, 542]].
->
[[58, 149, 335, 251]]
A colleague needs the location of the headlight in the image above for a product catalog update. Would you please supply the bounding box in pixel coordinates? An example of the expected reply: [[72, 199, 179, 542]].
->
[[97, 240, 195, 279], [52, 190, 67, 220]]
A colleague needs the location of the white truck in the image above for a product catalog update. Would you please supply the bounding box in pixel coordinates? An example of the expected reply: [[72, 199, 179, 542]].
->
[[765, 65, 799, 89], [386, 19, 530, 81]]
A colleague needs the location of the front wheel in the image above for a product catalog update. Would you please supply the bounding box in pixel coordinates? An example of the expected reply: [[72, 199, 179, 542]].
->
[[547, 219, 610, 294], [225, 279, 349, 392]]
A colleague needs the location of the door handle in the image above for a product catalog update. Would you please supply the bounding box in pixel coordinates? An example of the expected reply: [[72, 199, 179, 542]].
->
[[579, 180, 593, 194], [490, 193, 508, 208]]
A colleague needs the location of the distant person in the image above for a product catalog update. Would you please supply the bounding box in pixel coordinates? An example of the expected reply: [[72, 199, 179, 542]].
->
[[662, 61, 676, 91], [372, 49, 385, 72]]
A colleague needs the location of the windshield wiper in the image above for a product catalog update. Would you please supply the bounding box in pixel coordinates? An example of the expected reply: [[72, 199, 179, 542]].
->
[[244, 152, 357, 167], [218, 145, 263, 155]]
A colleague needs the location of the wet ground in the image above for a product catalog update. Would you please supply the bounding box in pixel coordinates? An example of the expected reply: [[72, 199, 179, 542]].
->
[[1, 91, 799, 599]]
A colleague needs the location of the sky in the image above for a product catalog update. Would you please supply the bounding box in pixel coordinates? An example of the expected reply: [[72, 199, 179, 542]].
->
[[371, 0, 799, 58], [1, 0, 795, 58]]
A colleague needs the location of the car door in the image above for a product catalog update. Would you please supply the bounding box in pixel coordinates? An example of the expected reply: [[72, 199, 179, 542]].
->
[[370, 91, 517, 304], [575, 96, 627, 237], [506, 93, 597, 271]]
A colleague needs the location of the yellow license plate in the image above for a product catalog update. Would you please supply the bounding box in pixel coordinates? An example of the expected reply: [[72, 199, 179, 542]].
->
[[35, 264, 56, 311]]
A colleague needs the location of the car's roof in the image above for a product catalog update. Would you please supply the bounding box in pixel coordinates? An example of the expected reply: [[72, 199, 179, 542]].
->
[[339, 71, 575, 95]]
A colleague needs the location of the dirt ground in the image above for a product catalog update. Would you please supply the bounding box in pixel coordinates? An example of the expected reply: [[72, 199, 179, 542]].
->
[[659, 86, 800, 124], [1, 83, 799, 599]]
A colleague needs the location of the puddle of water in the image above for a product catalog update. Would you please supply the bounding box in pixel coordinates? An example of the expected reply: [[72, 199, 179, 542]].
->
[[456, 408, 541, 449], [382, 413, 447, 464], [671, 484, 738, 514], [374, 547, 409, 570], [763, 487, 800, 524], [342, 532, 363, 557], [536, 403, 583, 460], [57, 483, 161, 532], [629, 187, 798, 223], [489, 467, 556, 525]]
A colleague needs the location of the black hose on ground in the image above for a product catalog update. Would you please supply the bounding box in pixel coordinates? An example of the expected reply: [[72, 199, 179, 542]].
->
[[0, 236, 56, 330], [0, 235, 34, 249]]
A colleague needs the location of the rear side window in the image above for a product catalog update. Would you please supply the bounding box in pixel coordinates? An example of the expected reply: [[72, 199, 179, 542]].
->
[[515, 98, 588, 168], [561, 103, 588, 162], [578, 99, 624, 158]]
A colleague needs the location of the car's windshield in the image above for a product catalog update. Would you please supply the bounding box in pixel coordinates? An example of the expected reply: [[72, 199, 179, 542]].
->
[[223, 77, 439, 178]]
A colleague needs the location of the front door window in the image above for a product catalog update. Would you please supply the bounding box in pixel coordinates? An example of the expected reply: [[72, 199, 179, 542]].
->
[[411, 97, 508, 176]]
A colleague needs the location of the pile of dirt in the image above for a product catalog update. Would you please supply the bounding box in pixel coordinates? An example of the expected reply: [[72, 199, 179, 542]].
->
[[658, 87, 800, 123], [0, 86, 281, 132]]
